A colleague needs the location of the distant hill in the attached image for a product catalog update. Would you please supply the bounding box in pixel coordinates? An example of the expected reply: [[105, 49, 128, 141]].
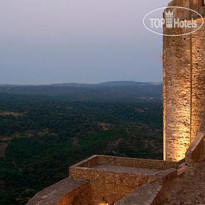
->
[[0, 81, 162, 101]]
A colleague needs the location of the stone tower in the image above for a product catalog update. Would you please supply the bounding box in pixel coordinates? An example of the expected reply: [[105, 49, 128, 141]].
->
[[163, 0, 205, 161]]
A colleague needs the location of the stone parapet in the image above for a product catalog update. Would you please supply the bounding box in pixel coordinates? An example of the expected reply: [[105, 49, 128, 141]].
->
[[185, 131, 205, 166], [69, 155, 178, 205], [26, 178, 91, 205]]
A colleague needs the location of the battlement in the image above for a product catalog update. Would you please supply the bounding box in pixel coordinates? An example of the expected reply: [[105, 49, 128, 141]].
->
[[27, 155, 178, 205]]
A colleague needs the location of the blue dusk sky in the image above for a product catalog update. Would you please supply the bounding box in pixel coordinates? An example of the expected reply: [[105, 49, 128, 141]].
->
[[0, 0, 170, 85]]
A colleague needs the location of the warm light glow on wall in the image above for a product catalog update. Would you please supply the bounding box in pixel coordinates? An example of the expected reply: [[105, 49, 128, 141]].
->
[[175, 107, 192, 161], [98, 202, 108, 205], [99, 198, 109, 205], [162, 19, 205, 162]]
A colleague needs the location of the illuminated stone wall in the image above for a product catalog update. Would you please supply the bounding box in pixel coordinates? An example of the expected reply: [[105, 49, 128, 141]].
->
[[69, 155, 178, 205], [26, 178, 92, 205], [69, 164, 149, 205], [191, 19, 205, 141], [164, 0, 205, 161]]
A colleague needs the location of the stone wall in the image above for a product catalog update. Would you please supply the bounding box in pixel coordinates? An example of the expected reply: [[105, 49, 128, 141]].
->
[[26, 178, 92, 205], [185, 131, 205, 166], [70, 165, 149, 205], [57, 182, 92, 205], [191, 18, 205, 140], [115, 181, 163, 205], [69, 155, 178, 205], [27, 155, 178, 205], [96, 155, 178, 169], [163, 0, 205, 161]]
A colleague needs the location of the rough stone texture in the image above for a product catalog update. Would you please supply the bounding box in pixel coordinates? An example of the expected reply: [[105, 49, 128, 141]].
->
[[185, 131, 205, 165], [115, 145, 205, 205], [163, 161, 205, 205], [163, 0, 205, 161], [115, 168, 178, 205], [69, 155, 178, 205], [92, 165, 162, 175], [75, 155, 179, 169], [26, 178, 92, 205], [115, 181, 162, 205], [191, 18, 205, 141], [26, 156, 178, 205], [70, 167, 148, 205]]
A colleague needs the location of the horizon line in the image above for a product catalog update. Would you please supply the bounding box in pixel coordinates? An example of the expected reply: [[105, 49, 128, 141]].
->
[[0, 81, 163, 86]]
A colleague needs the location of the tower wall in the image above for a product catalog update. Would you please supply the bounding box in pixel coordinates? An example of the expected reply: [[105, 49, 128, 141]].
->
[[163, 0, 205, 161], [191, 19, 205, 140]]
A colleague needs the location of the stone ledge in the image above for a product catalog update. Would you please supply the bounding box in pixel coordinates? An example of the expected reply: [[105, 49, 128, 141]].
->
[[148, 168, 177, 183], [27, 155, 179, 205], [70, 155, 179, 170], [185, 131, 205, 166], [69, 155, 178, 205], [115, 166, 178, 205], [115, 181, 162, 205], [26, 178, 89, 205]]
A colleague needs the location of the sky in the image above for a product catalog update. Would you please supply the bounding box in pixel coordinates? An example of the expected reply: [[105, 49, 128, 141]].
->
[[0, 0, 170, 85]]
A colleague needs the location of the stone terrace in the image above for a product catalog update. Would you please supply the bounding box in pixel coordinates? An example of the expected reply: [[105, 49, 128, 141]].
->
[[69, 155, 178, 204], [27, 155, 178, 205]]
